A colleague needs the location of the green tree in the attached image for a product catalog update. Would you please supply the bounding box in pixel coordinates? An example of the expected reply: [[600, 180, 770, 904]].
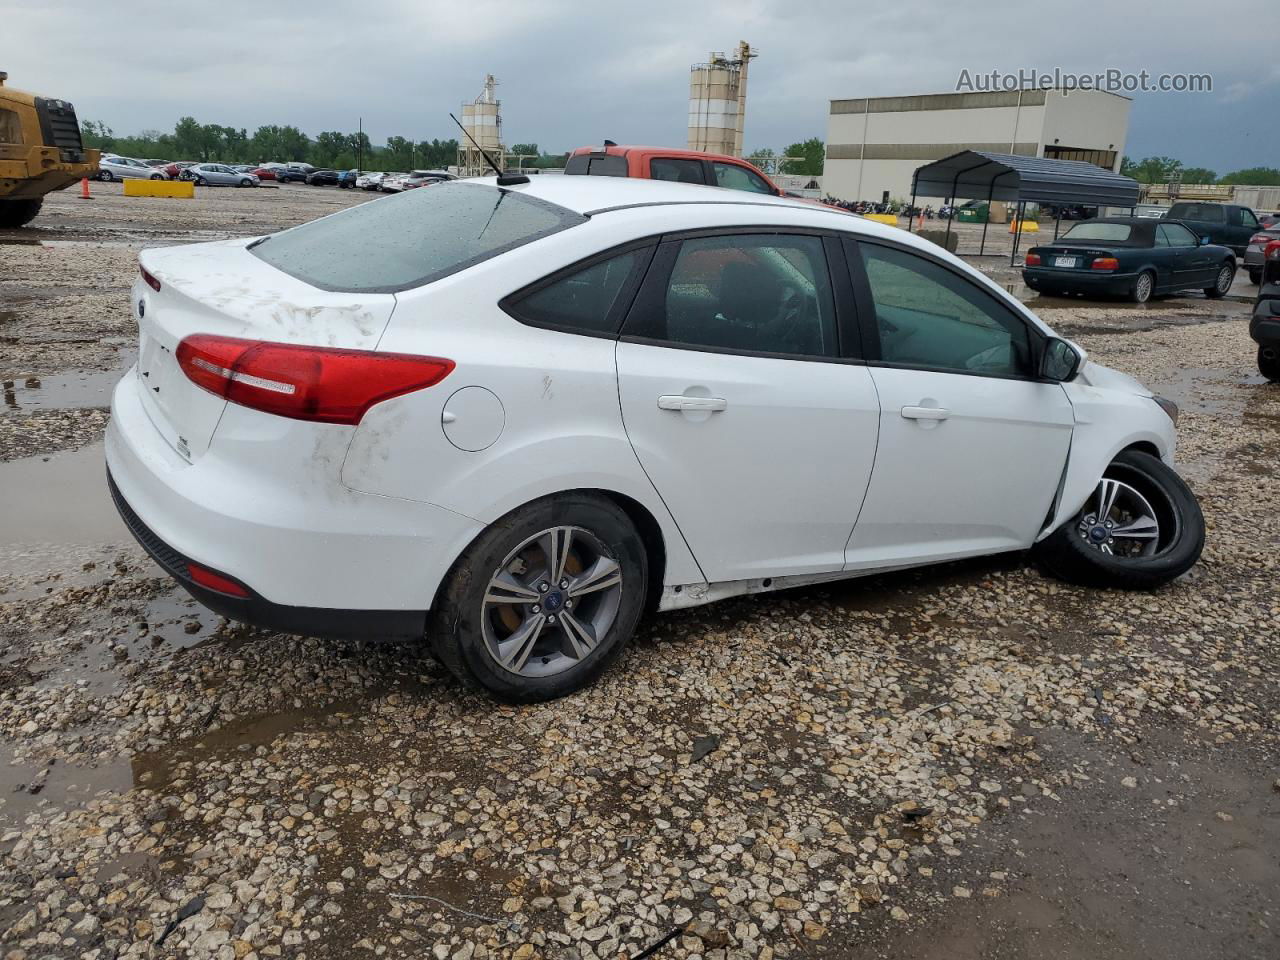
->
[[1119, 155, 1182, 184], [1179, 167, 1217, 185], [80, 120, 115, 151], [780, 138, 824, 177], [1219, 167, 1280, 186], [382, 136, 415, 171], [509, 143, 539, 158]]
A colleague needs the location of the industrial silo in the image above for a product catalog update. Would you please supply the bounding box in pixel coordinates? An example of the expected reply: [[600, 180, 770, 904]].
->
[[458, 75, 504, 175], [687, 42, 755, 157]]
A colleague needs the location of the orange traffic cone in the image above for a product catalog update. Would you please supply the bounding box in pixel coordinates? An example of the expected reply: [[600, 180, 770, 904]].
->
[[80, 177, 92, 200]]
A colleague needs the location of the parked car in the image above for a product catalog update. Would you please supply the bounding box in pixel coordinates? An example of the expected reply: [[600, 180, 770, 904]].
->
[[275, 163, 314, 183], [143, 159, 170, 168], [1164, 201, 1261, 257], [97, 155, 167, 181], [1259, 212, 1280, 228], [108, 177, 1203, 703], [1251, 239, 1280, 380], [1040, 203, 1098, 221], [249, 166, 277, 181], [306, 169, 339, 186], [356, 171, 387, 190], [180, 163, 259, 187], [1244, 225, 1280, 284], [380, 173, 408, 192], [162, 161, 198, 180], [1133, 204, 1168, 220], [337, 169, 360, 189], [1023, 218, 1236, 303], [401, 169, 454, 190]]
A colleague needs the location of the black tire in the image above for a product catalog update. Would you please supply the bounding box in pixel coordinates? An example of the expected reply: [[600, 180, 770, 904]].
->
[[1259, 346, 1280, 383], [1248, 269, 1262, 286], [1130, 270, 1155, 304], [239, 178, 252, 187], [194, 176, 206, 187], [429, 493, 648, 703], [1204, 262, 1235, 298], [99, 170, 114, 182], [0, 198, 43, 228], [150, 173, 163, 180], [1035, 450, 1204, 590]]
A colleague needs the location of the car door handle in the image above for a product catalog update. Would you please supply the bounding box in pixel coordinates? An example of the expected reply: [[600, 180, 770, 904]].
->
[[658, 395, 727, 412], [901, 404, 950, 421]]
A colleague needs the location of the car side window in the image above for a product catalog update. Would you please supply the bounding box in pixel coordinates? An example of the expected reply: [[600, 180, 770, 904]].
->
[[650, 157, 706, 185], [1161, 223, 1198, 247], [628, 234, 837, 358], [506, 250, 643, 335], [858, 242, 1033, 377], [710, 162, 775, 195], [1239, 209, 1259, 229], [1154, 227, 1171, 247]]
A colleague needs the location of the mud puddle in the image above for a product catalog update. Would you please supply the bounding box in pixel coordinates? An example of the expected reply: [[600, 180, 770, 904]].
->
[[3, 359, 130, 411], [0, 443, 122, 547], [0, 741, 134, 830]]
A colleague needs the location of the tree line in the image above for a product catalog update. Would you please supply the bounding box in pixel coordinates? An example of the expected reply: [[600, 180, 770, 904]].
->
[[1120, 155, 1280, 186], [79, 118, 576, 171]]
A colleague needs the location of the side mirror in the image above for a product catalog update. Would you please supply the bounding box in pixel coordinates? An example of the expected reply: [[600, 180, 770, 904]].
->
[[1201, 236, 1212, 245], [1040, 337, 1082, 382]]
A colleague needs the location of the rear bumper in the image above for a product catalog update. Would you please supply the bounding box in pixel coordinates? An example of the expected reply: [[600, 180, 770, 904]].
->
[[108, 471, 425, 640], [1023, 268, 1137, 296], [1251, 298, 1280, 346], [106, 369, 485, 626]]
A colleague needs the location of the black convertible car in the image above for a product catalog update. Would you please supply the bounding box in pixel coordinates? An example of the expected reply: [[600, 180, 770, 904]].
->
[[1023, 217, 1236, 304]]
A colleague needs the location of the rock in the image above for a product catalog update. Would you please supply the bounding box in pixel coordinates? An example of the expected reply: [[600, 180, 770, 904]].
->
[[773, 896, 802, 911], [859, 880, 883, 904], [802, 920, 827, 940], [890, 906, 909, 921]]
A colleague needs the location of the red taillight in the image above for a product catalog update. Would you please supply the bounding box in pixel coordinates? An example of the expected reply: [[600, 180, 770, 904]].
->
[[1091, 257, 1120, 271], [140, 266, 161, 292], [186, 562, 250, 597], [1267, 240, 1280, 261], [1250, 233, 1271, 245], [175, 334, 454, 425], [1025, 252, 1041, 266]]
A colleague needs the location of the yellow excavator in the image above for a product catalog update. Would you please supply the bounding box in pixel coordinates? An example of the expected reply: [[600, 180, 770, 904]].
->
[[0, 70, 100, 228]]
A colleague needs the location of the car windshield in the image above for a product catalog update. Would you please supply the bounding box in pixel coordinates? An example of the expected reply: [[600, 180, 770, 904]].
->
[[1062, 223, 1133, 242], [252, 182, 585, 293]]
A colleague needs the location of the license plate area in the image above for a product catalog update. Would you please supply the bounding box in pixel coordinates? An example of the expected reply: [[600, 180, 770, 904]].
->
[[1054, 256, 1078, 268]]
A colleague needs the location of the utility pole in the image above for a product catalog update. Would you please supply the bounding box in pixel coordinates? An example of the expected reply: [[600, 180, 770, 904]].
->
[[357, 117, 363, 174]]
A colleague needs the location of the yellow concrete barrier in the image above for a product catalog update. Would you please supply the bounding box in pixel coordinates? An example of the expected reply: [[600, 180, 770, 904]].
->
[[123, 179, 195, 199], [863, 213, 899, 226], [1008, 219, 1039, 233]]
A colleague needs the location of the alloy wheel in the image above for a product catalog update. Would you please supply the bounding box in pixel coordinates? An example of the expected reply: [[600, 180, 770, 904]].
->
[[1076, 477, 1164, 558], [480, 525, 623, 678], [1135, 273, 1153, 302], [1216, 265, 1233, 294]]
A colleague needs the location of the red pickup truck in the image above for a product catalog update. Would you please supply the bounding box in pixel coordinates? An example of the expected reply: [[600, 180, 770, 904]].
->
[[565, 143, 788, 197]]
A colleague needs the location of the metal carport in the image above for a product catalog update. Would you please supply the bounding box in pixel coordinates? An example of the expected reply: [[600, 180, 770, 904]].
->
[[907, 150, 1141, 263]]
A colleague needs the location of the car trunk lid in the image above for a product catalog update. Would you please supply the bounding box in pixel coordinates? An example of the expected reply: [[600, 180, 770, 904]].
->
[[134, 238, 397, 461]]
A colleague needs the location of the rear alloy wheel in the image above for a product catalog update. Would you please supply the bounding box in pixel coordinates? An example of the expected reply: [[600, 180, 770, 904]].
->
[[1259, 346, 1280, 383], [1035, 450, 1204, 590], [429, 493, 647, 702], [99, 170, 114, 182], [1204, 262, 1235, 298], [1130, 270, 1154, 304], [0, 198, 43, 228]]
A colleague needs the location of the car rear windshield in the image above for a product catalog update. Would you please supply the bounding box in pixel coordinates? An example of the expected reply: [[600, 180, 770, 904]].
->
[[251, 183, 585, 293], [1062, 222, 1133, 242], [564, 154, 628, 177]]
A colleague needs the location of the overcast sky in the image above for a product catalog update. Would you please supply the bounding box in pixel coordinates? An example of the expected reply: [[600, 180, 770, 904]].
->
[[7, 0, 1277, 173]]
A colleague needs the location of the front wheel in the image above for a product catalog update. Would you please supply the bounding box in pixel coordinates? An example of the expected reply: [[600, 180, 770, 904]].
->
[[99, 170, 114, 182], [1259, 346, 1280, 383], [239, 178, 252, 187], [0, 198, 43, 228], [150, 173, 164, 180], [429, 493, 647, 703], [1035, 450, 1204, 590], [1248, 269, 1262, 286], [1204, 262, 1235, 298]]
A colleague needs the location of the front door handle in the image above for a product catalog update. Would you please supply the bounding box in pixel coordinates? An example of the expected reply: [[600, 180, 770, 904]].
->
[[901, 404, 950, 421], [658, 395, 727, 413]]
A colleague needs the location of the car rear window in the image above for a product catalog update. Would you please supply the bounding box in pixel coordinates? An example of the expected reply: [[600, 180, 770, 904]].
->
[[251, 183, 585, 293], [564, 154, 628, 177], [1062, 222, 1133, 242]]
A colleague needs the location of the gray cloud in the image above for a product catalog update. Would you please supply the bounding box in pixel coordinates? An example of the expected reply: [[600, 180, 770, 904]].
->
[[7, 0, 1275, 171]]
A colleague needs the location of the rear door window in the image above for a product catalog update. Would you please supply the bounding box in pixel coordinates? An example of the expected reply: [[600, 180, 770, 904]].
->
[[650, 157, 706, 185], [1170, 203, 1225, 223], [1159, 223, 1198, 247], [504, 250, 647, 336], [563, 154, 628, 177], [252, 183, 585, 293]]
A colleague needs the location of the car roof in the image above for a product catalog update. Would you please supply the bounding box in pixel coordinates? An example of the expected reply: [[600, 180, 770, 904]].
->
[[485, 174, 820, 218], [569, 144, 761, 165]]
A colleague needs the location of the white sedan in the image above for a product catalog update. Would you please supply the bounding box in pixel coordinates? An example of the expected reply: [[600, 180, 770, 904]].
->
[[107, 177, 1204, 702], [97, 155, 167, 181]]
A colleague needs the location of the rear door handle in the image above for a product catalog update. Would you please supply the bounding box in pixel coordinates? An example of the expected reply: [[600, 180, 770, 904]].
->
[[658, 395, 727, 412], [901, 404, 950, 421]]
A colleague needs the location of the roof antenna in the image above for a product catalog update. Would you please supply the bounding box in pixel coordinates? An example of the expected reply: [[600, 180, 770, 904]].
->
[[449, 112, 529, 186]]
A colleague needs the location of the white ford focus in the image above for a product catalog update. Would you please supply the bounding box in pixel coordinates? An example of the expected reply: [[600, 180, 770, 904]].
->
[[107, 176, 1204, 701]]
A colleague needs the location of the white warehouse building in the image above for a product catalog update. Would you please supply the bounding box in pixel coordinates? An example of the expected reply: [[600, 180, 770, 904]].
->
[[823, 88, 1131, 203]]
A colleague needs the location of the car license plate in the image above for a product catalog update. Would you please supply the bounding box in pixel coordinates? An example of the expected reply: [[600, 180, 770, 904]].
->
[[1054, 256, 1078, 268]]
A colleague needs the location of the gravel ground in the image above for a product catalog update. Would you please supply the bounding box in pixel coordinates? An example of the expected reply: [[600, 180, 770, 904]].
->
[[0, 187, 1277, 960]]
